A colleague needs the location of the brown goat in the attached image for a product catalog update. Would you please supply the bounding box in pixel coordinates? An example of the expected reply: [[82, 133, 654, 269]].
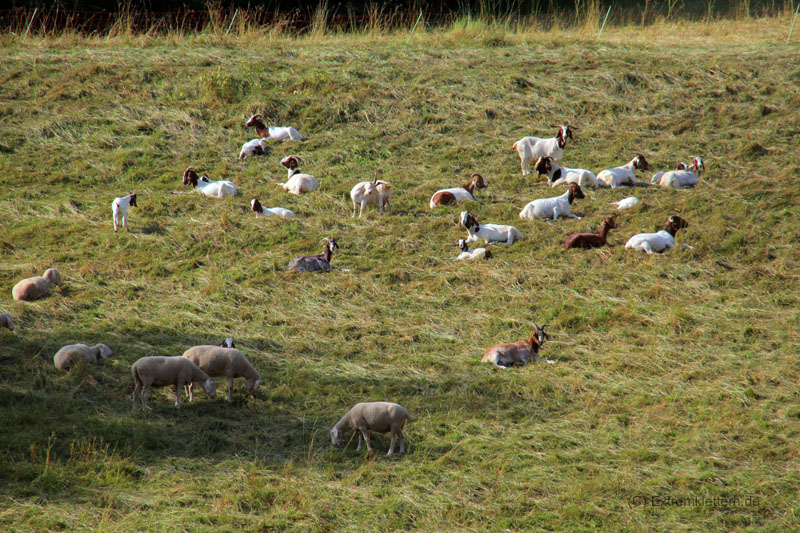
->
[[564, 216, 617, 249], [482, 324, 551, 368], [430, 173, 488, 208]]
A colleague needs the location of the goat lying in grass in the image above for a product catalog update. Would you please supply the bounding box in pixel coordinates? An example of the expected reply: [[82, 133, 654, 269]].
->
[[564, 216, 617, 249], [430, 173, 488, 208], [246, 114, 306, 141], [625, 215, 689, 254], [288, 238, 338, 272], [519, 183, 585, 221], [596, 154, 650, 188], [459, 211, 522, 245], [482, 324, 552, 367], [445, 239, 492, 260]]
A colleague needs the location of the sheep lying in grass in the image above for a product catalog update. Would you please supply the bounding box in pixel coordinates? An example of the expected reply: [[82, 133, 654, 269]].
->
[[182, 344, 262, 403], [12, 268, 62, 302], [54, 343, 113, 370], [331, 402, 410, 455], [132, 356, 216, 409], [482, 324, 552, 367], [0, 314, 14, 331]]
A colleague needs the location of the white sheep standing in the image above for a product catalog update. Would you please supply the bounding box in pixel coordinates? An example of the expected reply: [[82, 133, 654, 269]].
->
[[519, 183, 586, 221], [238, 138, 269, 160], [111, 193, 137, 232], [0, 313, 14, 331], [511, 125, 577, 176], [53, 343, 113, 370], [251, 198, 296, 218], [278, 156, 319, 195], [596, 155, 651, 188], [132, 356, 217, 409], [350, 178, 391, 217], [331, 401, 411, 455], [534, 156, 603, 189], [182, 344, 262, 403], [12, 268, 62, 302]]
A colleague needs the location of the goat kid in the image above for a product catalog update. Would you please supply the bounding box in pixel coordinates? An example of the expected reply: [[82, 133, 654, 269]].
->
[[534, 156, 603, 189], [482, 324, 552, 367], [111, 193, 137, 232], [238, 138, 268, 160], [519, 183, 585, 221], [512, 124, 577, 176], [564, 216, 617, 249], [183, 168, 238, 198], [430, 173, 488, 208], [459, 211, 522, 245], [251, 198, 295, 218], [445, 239, 492, 260]]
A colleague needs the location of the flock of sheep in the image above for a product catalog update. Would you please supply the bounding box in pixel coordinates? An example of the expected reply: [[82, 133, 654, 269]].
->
[[2, 116, 706, 456]]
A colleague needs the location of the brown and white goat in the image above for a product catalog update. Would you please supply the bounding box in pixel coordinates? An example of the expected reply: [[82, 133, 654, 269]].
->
[[482, 324, 552, 368], [430, 173, 488, 208], [246, 114, 305, 141], [564, 216, 617, 249]]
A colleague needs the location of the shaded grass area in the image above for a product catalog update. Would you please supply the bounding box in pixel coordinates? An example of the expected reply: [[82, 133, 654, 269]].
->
[[1, 22, 800, 530]]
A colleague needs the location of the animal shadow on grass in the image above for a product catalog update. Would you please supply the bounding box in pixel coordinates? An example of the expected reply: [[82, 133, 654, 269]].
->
[[140, 223, 165, 235]]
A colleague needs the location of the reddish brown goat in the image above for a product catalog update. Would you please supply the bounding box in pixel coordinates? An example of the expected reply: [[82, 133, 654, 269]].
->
[[481, 324, 551, 368], [564, 216, 617, 249], [246, 114, 270, 139]]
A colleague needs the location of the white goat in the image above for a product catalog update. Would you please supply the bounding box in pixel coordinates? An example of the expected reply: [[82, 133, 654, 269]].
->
[[609, 196, 640, 210], [278, 156, 319, 195], [238, 138, 268, 160], [251, 198, 295, 218], [625, 215, 689, 254], [459, 211, 522, 245], [534, 156, 603, 189], [511, 125, 577, 176], [246, 114, 306, 141], [350, 178, 391, 217], [519, 183, 585, 221], [651, 157, 704, 189], [596, 154, 651, 188], [111, 193, 137, 232], [445, 239, 492, 260], [429, 173, 488, 208], [183, 168, 238, 198]]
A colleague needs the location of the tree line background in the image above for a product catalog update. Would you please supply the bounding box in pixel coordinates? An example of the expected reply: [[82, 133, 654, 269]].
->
[[2, 0, 793, 17]]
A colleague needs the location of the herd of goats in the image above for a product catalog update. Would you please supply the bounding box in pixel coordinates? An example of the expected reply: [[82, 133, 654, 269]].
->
[[2, 116, 706, 455]]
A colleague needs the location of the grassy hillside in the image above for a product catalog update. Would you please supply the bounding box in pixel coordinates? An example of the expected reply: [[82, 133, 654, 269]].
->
[[1, 18, 799, 530]]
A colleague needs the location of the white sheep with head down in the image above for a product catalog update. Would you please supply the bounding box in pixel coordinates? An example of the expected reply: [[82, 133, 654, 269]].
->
[[182, 344, 262, 403], [331, 401, 411, 455], [132, 356, 216, 409]]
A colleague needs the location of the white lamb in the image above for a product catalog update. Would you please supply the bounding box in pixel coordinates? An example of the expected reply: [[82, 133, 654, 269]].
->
[[278, 156, 319, 195], [519, 183, 585, 221], [238, 138, 268, 160], [350, 178, 391, 217], [533, 156, 603, 189], [511, 125, 576, 176], [331, 401, 411, 455], [53, 343, 113, 370], [182, 344, 262, 403], [12, 268, 62, 302], [111, 193, 137, 232], [596, 154, 651, 188], [182, 168, 238, 198], [459, 211, 522, 245], [625, 215, 689, 254], [651, 157, 704, 189], [132, 356, 217, 409], [251, 198, 295, 218], [0, 313, 15, 331]]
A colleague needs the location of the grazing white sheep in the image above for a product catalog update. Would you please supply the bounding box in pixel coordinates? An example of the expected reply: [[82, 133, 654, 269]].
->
[[429, 173, 488, 208], [182, 344, 262, 403], [53, 343, 113, 370], [132, 356, 216, 409], [609, 196, 640, 210], [331, 401, 410, 455], [246, 114, 306, 141], [596, 155, 651, 188], [482, 324, 552, 367], [511, 125, 577, 176], [251, 198, 295, 218], [445, 239, 492, 261], [350, 178, 391, 217], [278, 156, 319, 195], [651, 157, 704, 189], [459, 211, 522, 245], [519, 183, 586, 221], [288, 238, 338, 272], [111, 193, 137, 232], [12, 268, 62, 302], [0, 313, 14, 331], [625, 215, 689, 254], [534, 156, 603, 189], [238, 138, 269, 160], [183, 168, 238, 198]]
